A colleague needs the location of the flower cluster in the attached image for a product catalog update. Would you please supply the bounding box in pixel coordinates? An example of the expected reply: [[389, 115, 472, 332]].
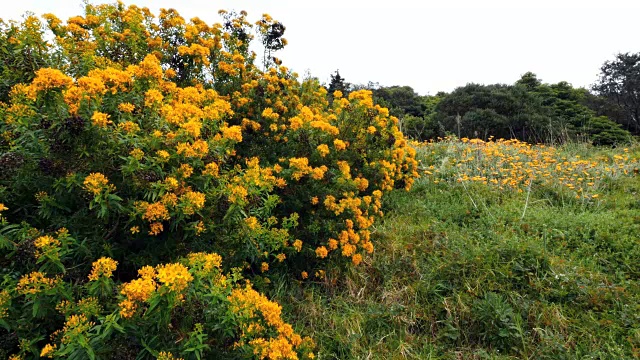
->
[[88, 257, 118, 281], [229, 285, 315, 359], [83, 173, 113, 195]]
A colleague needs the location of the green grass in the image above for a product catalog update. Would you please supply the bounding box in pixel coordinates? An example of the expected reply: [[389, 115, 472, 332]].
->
[[271, 142, 640, 359]]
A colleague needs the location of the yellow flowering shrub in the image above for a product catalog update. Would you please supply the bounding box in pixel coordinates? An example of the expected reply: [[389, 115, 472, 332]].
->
[[0, 2, 417, 358], [1, 230, 312, 359]]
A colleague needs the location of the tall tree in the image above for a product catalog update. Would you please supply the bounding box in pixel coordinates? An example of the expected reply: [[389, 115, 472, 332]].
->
[[373, 85, 424, 118], [327, 69, 350, 96], [592, 52, 640, 133], [516, 71, 542, 90]]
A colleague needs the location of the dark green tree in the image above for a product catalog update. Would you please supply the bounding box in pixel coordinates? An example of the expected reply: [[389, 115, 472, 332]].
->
[[516, 71, 542, 90], [327, 69, 351, 97], [433, 83, 550, 142], [373, 85, 424, 118], [592, 52, 640, 133]]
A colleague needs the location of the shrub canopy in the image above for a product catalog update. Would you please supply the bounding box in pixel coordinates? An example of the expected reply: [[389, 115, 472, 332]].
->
[[0, 2, 417, 359]]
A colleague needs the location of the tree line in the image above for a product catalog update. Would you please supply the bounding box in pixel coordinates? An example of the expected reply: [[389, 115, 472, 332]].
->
[[326, 53, 640, 145]]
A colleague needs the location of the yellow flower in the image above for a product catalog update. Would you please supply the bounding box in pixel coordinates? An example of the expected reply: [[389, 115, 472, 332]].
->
[[301, 271, 308, 279], [311, 166, 327, 180], [176, 140, 209, 158], [354, 177, 369, 191], [118, 102, 135, 113], [118, 121, 140, 133], [165, 68, 177, 78], [333, 90, 343, 98], [83, 173, 111, 195], [0, 203, 7, 212], [316, 144, 330, 157], [261, 262, 269, 272], [203, 162, 219, 177], [34, 235, 60, 250], [119, 299, 137, 318], [88, 257, 118, 281], [62, 314, 95, 344], [195, 221, 207, 235], [164, 177, 179, 189], [180, 120, 202, 138], [17, 272, 60, 295], [180, 191, 206, 215], [138, 265, 157, 279], [155, 263, 193, 292], [130, 148, 144, 160], [144, 89, 164, 107], [315, 246, 328, 258], [245, 216, 260, 230], [333, 139, 347, 151], [221, 125, 243, 142], [133, 54, 164, 80], [157, 351, 184, 360], [149, 222, 163, 235], [293, 239, 303, 252], [121, 276, 156, 302], [130, 226, 140, 234], [0, 290, 10, 319], [179, 164, 194, 178], [227, 184, 248, 203], [156, 150, 170, 161], [262, 107, 279, 120], [91, 112, 112, 128], [143, 202, 170, 222], [40, 344, 57, 358], [187, 252, 222, 272], [27, 68, 73, 99]]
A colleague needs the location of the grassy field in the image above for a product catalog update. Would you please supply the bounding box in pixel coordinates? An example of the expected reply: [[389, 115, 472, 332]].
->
[[272, 138, 640, 359]]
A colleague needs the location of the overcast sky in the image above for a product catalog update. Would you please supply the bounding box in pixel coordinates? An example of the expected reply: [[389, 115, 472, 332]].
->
[[4, 0, 640, 95]]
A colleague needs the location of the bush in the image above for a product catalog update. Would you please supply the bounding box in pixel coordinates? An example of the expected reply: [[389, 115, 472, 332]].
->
[[586, 116, 632, 146], [0, 2, 417, 358]]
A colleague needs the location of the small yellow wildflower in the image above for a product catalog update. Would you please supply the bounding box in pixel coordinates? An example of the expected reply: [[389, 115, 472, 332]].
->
[[130, 148, 144, 161], [118, 102, 135, 113], [156, 263, 193, 292], [293, 239, 303, 252], [221, 125, 243, 142], [333, 139, 347, 151], [91, 112, 112, 127], [202, 162, 219, 177], [83, 173, 111, 195], [316, 144, 330, 157], [88, 257, 118, 281], [40, 344, 57, 358], [315, 246, 328, 258]]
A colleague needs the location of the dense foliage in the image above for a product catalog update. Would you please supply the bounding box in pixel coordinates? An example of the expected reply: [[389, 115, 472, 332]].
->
[[0, 3, 417, 359], [592, 52, 640, 134], [386, 74, 633, 145]]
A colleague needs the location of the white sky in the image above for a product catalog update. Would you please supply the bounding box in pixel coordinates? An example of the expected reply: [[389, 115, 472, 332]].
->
[[4, 0, 640, 95]]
